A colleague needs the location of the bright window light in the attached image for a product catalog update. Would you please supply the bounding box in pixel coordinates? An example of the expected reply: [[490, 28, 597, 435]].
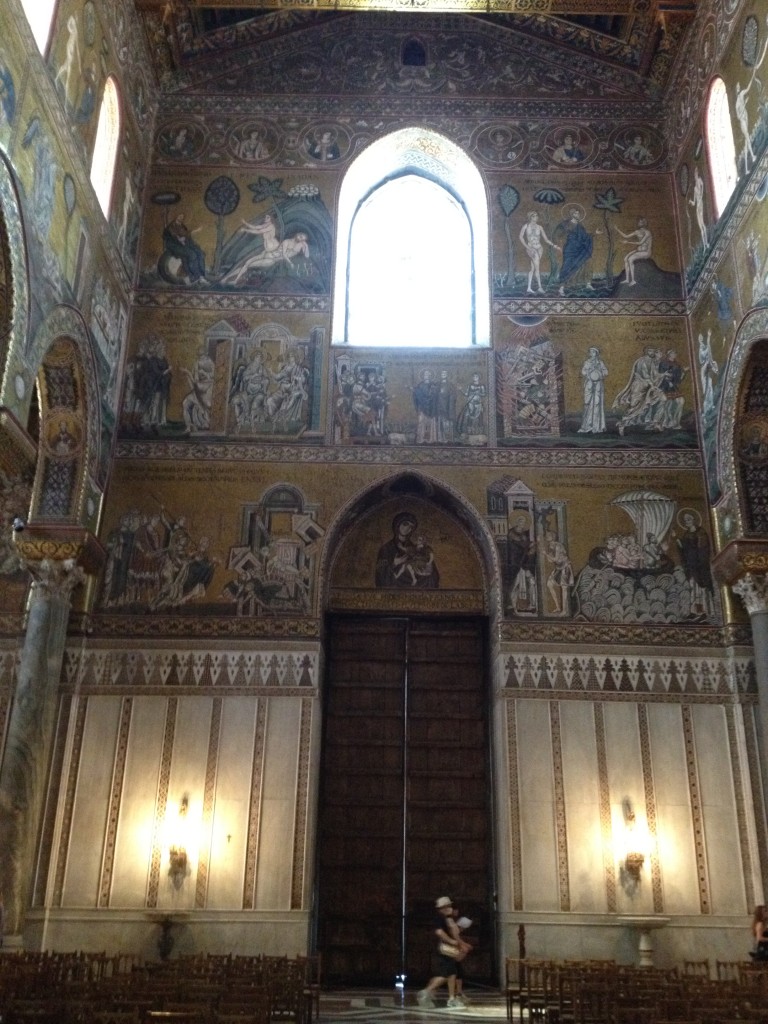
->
[[347, 175, 473, 347], [90, 76, 121, 217], [706, 76, 738, 217], [20, 0, 56, 54], [332, 127, 490, 348]]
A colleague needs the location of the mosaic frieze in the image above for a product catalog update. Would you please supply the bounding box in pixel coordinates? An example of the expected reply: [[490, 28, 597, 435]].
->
[[500, 651, 753, 695], [152, 110, 668, 175], [120, 310, 323, 441], [62, 646, 319, 691], [98, 471, 325, 620], [487, 475, 717, 625], [139, 169, 333, 297], [491, 176, 681, 301]]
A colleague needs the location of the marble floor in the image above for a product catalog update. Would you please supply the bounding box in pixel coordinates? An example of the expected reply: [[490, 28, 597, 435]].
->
[[317, 988, 509, 1024]]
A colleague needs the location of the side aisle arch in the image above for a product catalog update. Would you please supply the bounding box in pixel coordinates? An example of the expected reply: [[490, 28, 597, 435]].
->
[[716, 306, 768, 536], [27, 306, 102, 524], [0, 148, 31, 415]]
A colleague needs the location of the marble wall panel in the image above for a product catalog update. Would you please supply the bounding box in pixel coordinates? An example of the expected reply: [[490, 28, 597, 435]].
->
[[62, 695, 121, 907], [206, 696, 259, 909], [162, 697, 216, 909], [647, 704, 701, 914], [108, 697, 167, 907], [255, 697, 303, 910], [559, 700, 604, 913], [691, 703, 746, 915], [517, 698, 558, 911]]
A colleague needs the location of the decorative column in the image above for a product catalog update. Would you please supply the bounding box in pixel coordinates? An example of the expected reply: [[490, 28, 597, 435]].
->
[[712, 539, 768, 762], [0, 526, 103, 945]]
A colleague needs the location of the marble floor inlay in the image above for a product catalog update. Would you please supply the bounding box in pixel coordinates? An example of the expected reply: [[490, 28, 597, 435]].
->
[[318, 988, 509, 1024]]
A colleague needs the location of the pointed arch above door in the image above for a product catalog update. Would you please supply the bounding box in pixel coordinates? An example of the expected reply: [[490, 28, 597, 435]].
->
[[325, 472, 496, 616]]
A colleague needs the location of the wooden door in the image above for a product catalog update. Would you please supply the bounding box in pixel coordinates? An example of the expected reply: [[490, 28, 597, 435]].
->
[[317, 615, 493, 987]]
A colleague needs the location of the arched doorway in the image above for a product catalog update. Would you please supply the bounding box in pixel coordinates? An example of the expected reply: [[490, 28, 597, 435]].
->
[[316, 474, 499, 988]]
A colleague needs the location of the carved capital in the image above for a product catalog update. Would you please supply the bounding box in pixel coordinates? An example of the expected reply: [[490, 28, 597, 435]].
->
[[732, 574, 768, 616], [12, 523, 105, 580], [23, 556, 86, 599]]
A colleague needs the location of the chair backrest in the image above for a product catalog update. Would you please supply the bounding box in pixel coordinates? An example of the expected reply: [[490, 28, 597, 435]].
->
[[681, 959, 710, 978]]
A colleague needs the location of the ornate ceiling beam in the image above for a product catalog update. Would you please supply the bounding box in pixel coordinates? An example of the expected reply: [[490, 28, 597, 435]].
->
[[136, 0, 695, 15]]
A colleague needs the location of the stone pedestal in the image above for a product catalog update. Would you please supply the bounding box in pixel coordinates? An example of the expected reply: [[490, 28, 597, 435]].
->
[[619, 916, 670, 967]]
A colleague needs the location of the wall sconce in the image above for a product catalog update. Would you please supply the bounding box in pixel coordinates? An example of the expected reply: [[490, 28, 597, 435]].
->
[[622, 797, 645, 883], [168, 793, 190, 889]]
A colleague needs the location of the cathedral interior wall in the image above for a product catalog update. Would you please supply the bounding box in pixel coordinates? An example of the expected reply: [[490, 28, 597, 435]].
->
[[2, 0, 768, 971]]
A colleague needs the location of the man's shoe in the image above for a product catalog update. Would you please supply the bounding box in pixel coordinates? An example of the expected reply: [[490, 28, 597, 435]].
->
[[447, 998, 464, 1009], [417, 990, 435, 1008]]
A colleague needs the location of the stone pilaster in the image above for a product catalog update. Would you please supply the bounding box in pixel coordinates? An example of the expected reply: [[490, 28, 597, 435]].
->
[[0, 525, 103, 943]]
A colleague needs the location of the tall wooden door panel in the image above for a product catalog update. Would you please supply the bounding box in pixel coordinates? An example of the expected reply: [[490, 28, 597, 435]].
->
[[405, 620, 492, 982], [318, 616, 492, 987], [318, 619, 407, 985]]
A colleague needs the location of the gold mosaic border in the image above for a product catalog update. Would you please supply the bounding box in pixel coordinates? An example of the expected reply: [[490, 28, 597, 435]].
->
[[147, 699, 178, 908], [40, 695, 74, 908], [242, 699, 268, 910], [725, 704, 755, 914], [99, 697, 134, 908], [291, 696, 313, 911], [681, 705, 711, 915], [593, 703, 617, 913], [195, 697, 223, 910], [505, 700, 523, 912], [550, 701, 570, 912], [637, 703, 663, 913]]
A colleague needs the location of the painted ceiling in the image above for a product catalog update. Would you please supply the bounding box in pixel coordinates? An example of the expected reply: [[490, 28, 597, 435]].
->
[[134, 1, 697, 102]]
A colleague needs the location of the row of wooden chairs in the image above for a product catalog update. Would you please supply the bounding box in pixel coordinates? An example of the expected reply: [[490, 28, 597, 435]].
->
[[0, 952, 321, 1024], [505, 956, 768, 1024]]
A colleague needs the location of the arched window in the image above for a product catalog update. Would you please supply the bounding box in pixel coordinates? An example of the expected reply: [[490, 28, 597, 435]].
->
[[20, 0, 56, 54], [332, 127, 490, 347], [90, 76, 121, 218], [706, 76, 738, 218]]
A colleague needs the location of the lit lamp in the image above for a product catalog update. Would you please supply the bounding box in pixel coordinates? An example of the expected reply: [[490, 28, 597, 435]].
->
[[168, 793, 190, 889], [622, 797, 646, 885]]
